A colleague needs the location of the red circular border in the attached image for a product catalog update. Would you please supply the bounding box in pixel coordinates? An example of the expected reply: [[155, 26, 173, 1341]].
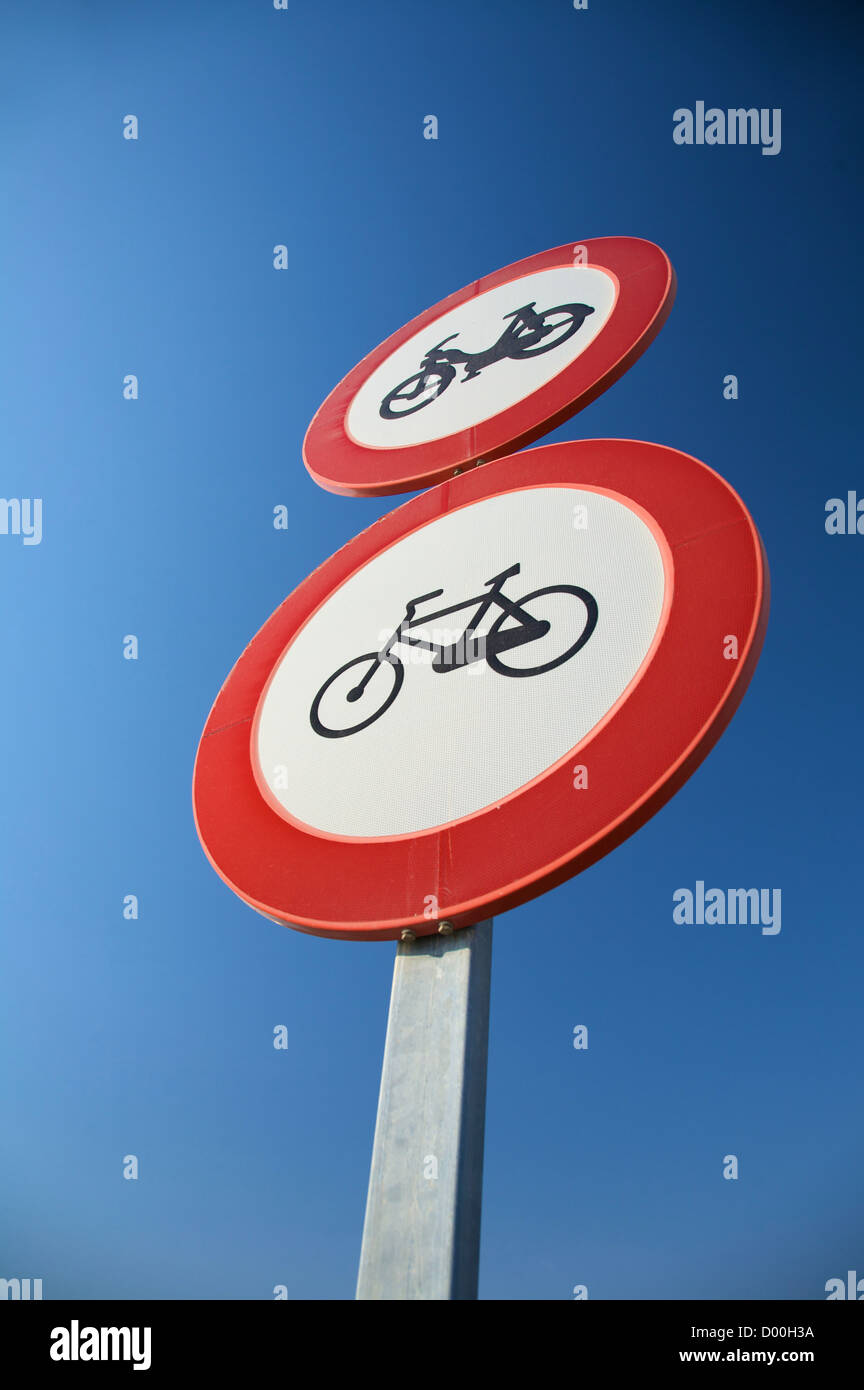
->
[[193, 440, 769, 942], [302, 238, 676, 497]]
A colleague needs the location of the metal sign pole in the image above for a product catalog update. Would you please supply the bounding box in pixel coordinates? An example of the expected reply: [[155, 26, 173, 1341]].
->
[[356, 919, 493, 1301]]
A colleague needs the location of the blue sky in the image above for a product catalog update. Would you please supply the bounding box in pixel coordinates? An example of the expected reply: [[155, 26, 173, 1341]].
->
[[2, 0, 862, 1299]]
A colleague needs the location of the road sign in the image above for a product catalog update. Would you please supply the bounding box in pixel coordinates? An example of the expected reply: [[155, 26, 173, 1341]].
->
[[193, 438, 768, 942], [302, 238, 676, 497]]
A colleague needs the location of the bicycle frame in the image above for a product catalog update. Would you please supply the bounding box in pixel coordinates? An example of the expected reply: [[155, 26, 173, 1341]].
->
[[369, 564, 546, 683]]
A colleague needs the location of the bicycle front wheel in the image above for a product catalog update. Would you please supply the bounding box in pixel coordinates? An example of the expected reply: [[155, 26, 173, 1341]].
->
[[486, 585, 598, 677], [509, 303, 595, 358]]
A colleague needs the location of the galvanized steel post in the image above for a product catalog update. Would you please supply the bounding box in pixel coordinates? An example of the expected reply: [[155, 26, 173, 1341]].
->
[[356, 919, 493, 1300]]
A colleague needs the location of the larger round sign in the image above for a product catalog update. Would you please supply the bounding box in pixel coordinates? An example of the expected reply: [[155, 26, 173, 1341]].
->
[[303, 239, 676, 497], [194, 440, 768, 941]]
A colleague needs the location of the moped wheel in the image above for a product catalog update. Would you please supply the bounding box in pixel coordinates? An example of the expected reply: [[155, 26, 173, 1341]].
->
[[310, 653, 405, 738], [486, 585, 598, 677], [379, 365, 455, 419], [509, 302, 594, 358]]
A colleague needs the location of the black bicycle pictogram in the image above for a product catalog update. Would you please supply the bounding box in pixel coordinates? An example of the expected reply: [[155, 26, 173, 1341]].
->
[[379, 300, 596, 419], [310, 563, 598, 738]]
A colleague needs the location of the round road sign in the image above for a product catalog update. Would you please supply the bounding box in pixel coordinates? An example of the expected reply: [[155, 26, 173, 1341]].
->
[[303, 238, 676, 497], [193, 439, 768, 942]]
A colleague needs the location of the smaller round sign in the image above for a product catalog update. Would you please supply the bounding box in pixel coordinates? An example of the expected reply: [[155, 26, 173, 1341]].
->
[[303, 238, 676, 497], [194, 439, 768, 941]]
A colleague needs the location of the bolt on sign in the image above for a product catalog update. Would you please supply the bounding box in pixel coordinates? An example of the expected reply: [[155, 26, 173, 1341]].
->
[[193, 439, 768, 941]]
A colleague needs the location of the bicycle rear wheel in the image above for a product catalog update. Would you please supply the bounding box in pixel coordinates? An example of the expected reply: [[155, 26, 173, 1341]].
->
[[310, 653, 404, 738], [379, 366, 454, 419]]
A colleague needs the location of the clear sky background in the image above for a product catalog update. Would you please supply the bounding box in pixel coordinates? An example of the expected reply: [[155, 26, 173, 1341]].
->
[[2, 0, 862, 1300]]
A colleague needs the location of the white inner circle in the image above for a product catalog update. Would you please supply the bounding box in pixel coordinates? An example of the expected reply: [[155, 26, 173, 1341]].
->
[[346, 266, 617, 449], [255, 488, 667, 838]]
